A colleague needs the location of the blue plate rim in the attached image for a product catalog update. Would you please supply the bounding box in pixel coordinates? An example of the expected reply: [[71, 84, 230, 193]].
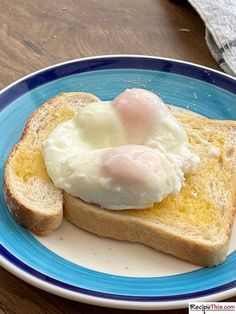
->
[[1, 54, 236, 309], [1, 248, 236, 310], [1, 54, 236, 112]]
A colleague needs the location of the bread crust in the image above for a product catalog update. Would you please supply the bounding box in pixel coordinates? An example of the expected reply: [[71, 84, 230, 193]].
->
[[3, 176, 63, 236]]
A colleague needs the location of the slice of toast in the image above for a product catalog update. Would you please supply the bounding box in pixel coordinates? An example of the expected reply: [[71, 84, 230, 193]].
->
[[4, 92, 236, 266], [4, 92, 99, 235], [63, 112, 236, 266]]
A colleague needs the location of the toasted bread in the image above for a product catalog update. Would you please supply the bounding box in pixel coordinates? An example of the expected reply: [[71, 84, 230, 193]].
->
[[63, 114, 236, 266], [4, 92, 99, 235], [4, 92, 236, 266]]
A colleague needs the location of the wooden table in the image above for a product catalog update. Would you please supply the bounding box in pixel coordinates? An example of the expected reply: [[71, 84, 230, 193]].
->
[[0, 0, 235, 313]]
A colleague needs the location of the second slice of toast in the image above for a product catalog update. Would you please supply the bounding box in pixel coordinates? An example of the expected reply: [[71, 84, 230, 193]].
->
[[4, 92, 99, 235]]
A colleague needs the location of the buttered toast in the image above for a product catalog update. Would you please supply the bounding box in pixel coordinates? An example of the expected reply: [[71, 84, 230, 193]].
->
[[4, 93, 99, 235], [4, 92, 236, 266], [64, 114, 236, 266]]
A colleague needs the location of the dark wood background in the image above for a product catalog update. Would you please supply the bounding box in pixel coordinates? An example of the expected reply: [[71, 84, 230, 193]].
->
[[0, 0, 235, 313]]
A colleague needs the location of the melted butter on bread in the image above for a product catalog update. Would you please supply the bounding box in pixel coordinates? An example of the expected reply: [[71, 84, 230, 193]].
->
[[13, 105, 74, 183]]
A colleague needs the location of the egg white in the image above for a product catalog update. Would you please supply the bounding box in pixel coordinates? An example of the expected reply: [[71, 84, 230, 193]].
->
[[42, 96, 199, 210]]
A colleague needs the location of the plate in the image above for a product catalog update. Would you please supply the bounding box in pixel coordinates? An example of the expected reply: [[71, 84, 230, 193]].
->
[[0, 55, 236, 310]]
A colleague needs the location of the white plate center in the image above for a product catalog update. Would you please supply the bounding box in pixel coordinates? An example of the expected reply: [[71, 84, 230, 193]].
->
[[35, 219, 200, 277]]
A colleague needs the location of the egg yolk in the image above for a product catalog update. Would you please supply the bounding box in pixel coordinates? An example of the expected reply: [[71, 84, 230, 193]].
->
[[101, 145, 161, 188], [111, 88, 165, 143]]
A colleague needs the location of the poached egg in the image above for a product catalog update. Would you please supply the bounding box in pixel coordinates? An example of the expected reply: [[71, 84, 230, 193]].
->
[[42, 88, 199, 209]]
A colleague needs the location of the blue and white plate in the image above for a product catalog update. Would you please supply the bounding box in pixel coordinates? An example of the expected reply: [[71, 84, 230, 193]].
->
[[0, 55, 236, 310]]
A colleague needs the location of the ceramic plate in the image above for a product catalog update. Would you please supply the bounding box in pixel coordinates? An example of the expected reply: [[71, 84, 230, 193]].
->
[[0, 55, 236, 310]]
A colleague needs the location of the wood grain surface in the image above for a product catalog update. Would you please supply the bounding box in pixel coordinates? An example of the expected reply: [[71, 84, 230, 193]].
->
[[0, 0, 235, 313]]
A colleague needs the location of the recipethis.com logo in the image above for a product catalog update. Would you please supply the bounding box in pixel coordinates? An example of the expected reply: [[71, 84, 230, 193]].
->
[[189, 302, 236, 314]]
